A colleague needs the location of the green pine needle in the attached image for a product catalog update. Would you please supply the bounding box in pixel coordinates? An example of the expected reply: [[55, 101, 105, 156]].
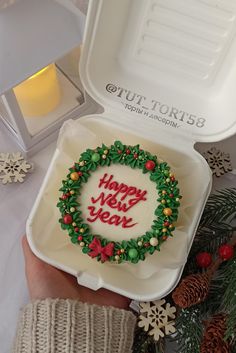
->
[[218, 253, 236, 341], [184, 188, 236, 274], [132, 188, 236, 353], [132, 326, 166, 353], [200, 188, 236, 227], [172, 306, 203, 353]]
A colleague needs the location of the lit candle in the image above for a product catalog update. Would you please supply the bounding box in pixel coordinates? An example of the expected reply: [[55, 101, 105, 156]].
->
[[13, 63, 61, 117]]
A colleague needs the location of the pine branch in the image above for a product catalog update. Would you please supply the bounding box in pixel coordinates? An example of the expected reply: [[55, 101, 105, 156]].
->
[[132, 188, 236, 353], [183, 189, 236, 274], [199, 188, 236, 227], [132, 326, 165, 353], [231, 341, 236, 353], [184, 226, 234, 275], [173, 189, 236, 352], [218, 253, 236, 341], [154, 339, 165, 353], [204, 268, 229, 314], [173, 306, 203, 353], [133, 326, 149, 353]]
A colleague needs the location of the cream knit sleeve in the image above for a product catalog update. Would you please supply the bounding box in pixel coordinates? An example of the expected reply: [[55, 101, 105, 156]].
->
[[12, 298, 137, 353]]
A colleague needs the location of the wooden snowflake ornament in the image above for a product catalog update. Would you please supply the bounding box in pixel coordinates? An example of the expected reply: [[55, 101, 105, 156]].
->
[[138, 299, 176, 341], [203, 147, 232, 177], [0, 152, 32, 184]]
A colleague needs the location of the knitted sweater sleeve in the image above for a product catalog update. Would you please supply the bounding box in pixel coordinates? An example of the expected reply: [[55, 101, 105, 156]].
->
[[12, 298, 137, 353]]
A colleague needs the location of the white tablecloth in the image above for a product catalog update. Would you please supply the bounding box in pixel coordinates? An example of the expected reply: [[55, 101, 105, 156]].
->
[[0, 1, 89, 350], [0, 122, 56, 351], [0, 0, 88, 349]]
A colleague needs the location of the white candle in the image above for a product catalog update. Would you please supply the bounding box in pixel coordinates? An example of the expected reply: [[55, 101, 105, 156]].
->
[[13, 63, 61, 117]]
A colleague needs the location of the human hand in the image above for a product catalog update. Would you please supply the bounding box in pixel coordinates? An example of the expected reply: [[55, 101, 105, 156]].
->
[[22, 236, 130, 309]]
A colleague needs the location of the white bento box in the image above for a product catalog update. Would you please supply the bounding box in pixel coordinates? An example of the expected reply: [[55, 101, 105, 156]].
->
[[26, 0, 236, 301]]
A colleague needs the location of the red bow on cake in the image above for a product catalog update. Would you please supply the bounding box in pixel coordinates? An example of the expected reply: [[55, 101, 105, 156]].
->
[[88, 237, 114, 262]]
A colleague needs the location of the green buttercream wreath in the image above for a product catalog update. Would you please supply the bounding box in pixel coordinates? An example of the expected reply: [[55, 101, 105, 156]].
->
[[57, 141, 181, 264]]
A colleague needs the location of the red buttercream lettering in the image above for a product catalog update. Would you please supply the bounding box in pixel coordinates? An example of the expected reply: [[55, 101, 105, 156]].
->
[[106, 195, 128, 212], [107, 214, 137, 228], [91, 192, 112, 206], [109, 181, 119, 190], [128, 190, 147, 208], [98, 173, 147, 204], [87, 206, 137, 228], [98, 173, 113, 189], [120, 186, 136, 201], [87, 206, 102, 222], [92, 192, 130, 212], [87, 173, 148, 230]]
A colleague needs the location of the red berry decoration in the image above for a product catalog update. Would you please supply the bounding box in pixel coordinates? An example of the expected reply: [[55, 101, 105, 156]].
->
[[63, 214, 73, 224], [196, 252, 212, 268], [218, 244, 234, 261], [61, 194, 68, 200], [78, 235, 83, 241], [133, 153, 138, 159], [126, 149, 131, 154], [145, 160, 156, 171]]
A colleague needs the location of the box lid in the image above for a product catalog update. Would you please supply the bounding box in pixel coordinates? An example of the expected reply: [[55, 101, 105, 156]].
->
[[80, 0, 236, 142], [0, 0, 85, 95]]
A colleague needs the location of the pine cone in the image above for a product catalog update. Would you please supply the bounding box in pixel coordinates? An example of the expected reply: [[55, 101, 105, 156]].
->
[[200, 340, 230, 353], [204, 313, 227, 339], [200, 314, 231, 353], [172, 272, 210, 308]]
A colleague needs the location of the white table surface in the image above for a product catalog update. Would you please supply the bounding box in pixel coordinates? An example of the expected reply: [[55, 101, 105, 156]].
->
[[0, 1, 88, 350], [0, 121, 57, 352]]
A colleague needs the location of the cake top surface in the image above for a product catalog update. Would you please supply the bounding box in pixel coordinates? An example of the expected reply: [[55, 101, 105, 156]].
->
[[57, 141, 181, 264], [80, 164, 158, 241]]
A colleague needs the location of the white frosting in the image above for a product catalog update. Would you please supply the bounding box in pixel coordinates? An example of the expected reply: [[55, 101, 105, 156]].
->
[[79, 164, 158, 241]]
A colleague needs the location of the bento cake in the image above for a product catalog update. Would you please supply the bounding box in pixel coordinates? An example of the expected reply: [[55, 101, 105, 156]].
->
[[57, 141, 181, 264]]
